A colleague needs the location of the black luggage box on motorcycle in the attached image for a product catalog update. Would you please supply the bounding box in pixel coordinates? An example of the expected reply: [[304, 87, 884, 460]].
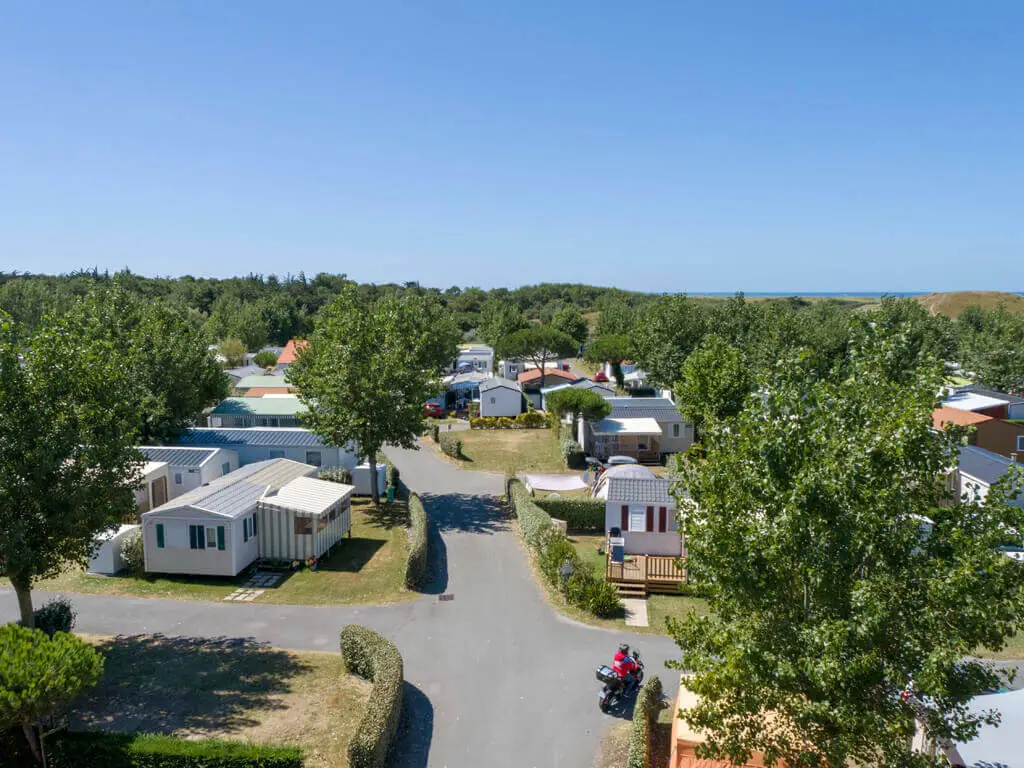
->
[[596, 665, 618, 684]]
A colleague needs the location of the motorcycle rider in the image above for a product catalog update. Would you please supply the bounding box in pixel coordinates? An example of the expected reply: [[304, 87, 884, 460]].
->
[[613, 643, 639, 691]]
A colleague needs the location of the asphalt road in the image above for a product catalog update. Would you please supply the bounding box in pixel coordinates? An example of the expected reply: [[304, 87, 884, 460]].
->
[[0, 439, 681, 768]]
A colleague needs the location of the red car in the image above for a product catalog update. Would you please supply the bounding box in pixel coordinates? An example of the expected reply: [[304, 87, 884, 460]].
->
[[425, 402, 446, 418], [593, 370, 609, 382]]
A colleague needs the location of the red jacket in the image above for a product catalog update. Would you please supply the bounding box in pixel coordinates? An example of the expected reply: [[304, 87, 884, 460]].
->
[[613, 651, 638, 678]]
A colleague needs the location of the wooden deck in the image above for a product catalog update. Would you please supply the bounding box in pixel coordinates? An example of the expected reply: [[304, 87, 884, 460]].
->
[[606, 551, 685, 596]]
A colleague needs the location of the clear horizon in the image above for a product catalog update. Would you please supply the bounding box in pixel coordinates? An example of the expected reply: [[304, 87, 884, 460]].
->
[[2, 2, 1022, 292]]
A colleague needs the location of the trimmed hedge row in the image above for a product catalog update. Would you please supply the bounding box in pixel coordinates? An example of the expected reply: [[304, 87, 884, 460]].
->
[[560, 438, 585, 469], [627, 675, 664, 768], [438, 432, 463, 459], [535, 499, 605, 531], [470, 411, 547, 429], [405, 493, 429, 589], [44, 732, 303, 768], [339, 625, 404, 768], [509, 480, 621, 618]]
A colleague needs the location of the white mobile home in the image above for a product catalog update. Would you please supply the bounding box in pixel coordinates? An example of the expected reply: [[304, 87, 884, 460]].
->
[[174, 428, 358, 471], [579, 397, 693, 461], [600, 475, 681, 556], [141, 459, 317, 577], [135, 461, 171, 514], [87, 524, 140, 576], [257, 476, 354, 562], [479, 377, 523, 418], [138, 446, 239, 499]]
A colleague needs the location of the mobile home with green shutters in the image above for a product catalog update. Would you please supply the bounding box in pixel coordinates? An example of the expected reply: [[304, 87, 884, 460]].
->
[[140, 458, 329, 577]]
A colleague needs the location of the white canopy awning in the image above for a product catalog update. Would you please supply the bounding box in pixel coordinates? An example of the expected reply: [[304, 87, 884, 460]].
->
[[591, 417, 661, 436]]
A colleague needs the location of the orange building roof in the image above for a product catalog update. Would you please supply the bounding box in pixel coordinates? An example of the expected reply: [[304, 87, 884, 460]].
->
[[932, 406, 993, 429], [278, 339, 308, 365], [518, 368, 578, 384]]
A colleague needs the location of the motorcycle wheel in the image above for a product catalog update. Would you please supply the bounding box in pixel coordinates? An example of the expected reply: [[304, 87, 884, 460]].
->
[[599, 695, 611, 713], [636, 669, 645, 686]]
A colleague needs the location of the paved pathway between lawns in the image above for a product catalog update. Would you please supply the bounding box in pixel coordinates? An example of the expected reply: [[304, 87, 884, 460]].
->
[[0, 439, 681, 768]]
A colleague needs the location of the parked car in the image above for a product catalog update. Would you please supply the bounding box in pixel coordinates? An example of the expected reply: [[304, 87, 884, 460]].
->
[[593, 371, 609, 382], [606, 455, 638, 467], [425, 402, 446, 418]]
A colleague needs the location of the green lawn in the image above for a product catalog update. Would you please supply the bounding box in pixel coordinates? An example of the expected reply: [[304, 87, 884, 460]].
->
[[17, 499, 417, 607], [452, 428, 567, 474], [73, 634, 369, 768]]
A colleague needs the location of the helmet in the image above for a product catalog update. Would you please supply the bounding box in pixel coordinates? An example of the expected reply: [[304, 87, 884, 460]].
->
[[618, 643, 630, 656]]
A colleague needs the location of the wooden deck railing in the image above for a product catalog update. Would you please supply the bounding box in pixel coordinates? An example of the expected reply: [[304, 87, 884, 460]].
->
[[605, 552, 684, 585]]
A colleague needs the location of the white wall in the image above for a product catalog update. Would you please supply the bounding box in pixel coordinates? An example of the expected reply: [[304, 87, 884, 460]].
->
[[604, 502, 681, 555], [141, 508, 248, 576], [352, 463, 387, 496], [658, 420, 694, 454], [480, 386, 522, 417], [166, 449, 239, 498], [226, 443, 357, 471], [87, 524, 139, 575]]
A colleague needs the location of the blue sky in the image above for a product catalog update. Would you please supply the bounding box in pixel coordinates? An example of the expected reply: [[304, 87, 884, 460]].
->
[[1, 1, 1022, 293]]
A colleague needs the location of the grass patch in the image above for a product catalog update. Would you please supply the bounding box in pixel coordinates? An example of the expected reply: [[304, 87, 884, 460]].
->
[[16, 499, 416, 607], [452, 429, 567, 473], [71, 634, 369, 768]]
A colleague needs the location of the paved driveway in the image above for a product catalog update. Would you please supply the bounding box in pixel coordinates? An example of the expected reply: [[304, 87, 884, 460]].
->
[[0, 439, 680, 768]]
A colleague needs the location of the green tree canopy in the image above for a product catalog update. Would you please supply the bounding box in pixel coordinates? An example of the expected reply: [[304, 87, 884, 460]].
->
[[0, 624, 105, 762], [287, 286, 458, 505], [477, 297, 528, 348], [0, 310, 142, 628], [551, 306, 589, 346], [252, 350, 278, 369], [583, 334, 633, 365], [670, 328, 1024, 767], [496, 326, 577, 375], [544, 387, 612, 433], [218, 337, 247, 367], [66, 287, 230, 442], [674, 334, 753, 433], [631, 294, 708, 389]]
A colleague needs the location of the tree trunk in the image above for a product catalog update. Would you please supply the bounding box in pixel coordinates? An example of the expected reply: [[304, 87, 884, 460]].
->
[[22, 718, 41, 763], [368, 448, 380, 507], [12, 575, 34, 629]]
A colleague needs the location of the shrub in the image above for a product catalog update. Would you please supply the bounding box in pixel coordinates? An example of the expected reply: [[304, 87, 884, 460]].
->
[[627, 675, 664, 768], [26, 597, 76, 637], [470, 416, 496, 429], [385, 459, 400, 488], [405, 494, 429, 589], [45, 732, 303, 768], [536, 499, 605, 531], [515, 410, 547, 428], [567, 571, 622, 618], [438, 432, 463, 460], [496, 417, 516, 429], [320, 466, 353, 485], [538, 534, 579, 585], [119, 528, 145, 576], [468, 402, 480, 418], [339, 625, 404, 768], [252, 350, 278, 369], [561, 438, 585, 469], [430, 424, 440, 442]]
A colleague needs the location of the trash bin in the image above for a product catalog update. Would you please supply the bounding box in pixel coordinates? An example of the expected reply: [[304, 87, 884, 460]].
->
[[386, 484, 395, 503]]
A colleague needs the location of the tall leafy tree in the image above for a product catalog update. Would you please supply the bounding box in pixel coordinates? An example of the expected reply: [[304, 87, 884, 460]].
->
[[69, 288, 230, 442], [551, 306, 589, 346], [287, 286, 458, 505], [674, 334, 752, 433], [632, 294, 708, 388], [0, 624, 105, 762], [477, 297, 528, 348], [496, 326, 576, 377], [594, 299, 637, 337], [544, 387, 611, 434], [0, 311, 143, 628], [670, 328, 1024, 767]]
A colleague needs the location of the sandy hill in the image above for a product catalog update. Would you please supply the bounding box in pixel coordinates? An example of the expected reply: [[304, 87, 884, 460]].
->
[[916, 291, 1024, 318]]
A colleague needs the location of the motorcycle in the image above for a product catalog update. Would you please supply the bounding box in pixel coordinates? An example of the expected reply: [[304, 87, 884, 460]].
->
[[596, 650, 644, 712]]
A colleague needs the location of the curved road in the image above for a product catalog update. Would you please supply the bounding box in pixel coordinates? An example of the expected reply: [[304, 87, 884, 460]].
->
[[0, 440, 680, 767]]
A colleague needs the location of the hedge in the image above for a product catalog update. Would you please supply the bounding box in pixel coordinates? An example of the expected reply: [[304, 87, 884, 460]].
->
[[509, 480, 621, 618], [339, 625, 404, 768], [470, 411, 547, 429], [385, 459, 400, 488], [405, 493, 428, 589], [560, 438, 585, 469], [627, 675, 664, 768], [43, 732, 303, 768], [319, 466, 353, 485], [438, 432, 463, 460], [535, 499, 605, 531]]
